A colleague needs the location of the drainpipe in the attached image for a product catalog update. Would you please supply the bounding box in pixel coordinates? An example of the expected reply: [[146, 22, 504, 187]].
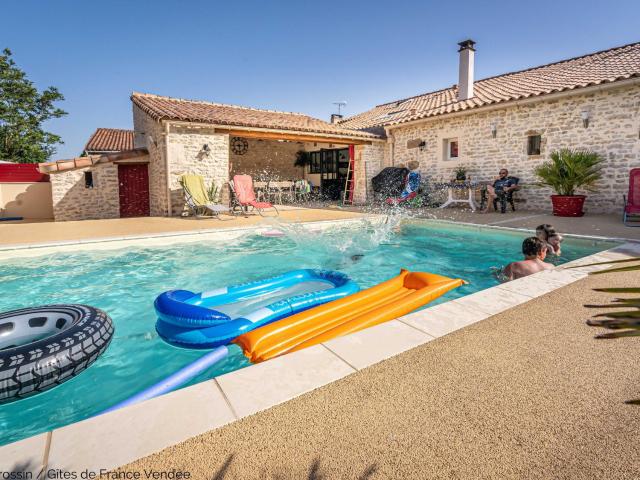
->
[[386, 129, 395, 166], [163, 121, 171, 216]]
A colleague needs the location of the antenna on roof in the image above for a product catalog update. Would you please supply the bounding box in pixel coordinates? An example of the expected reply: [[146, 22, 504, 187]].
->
[[332, 101, 347, 115]]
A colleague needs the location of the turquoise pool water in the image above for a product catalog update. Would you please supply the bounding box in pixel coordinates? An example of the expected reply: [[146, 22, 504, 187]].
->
[[0, 219, 616, 445]]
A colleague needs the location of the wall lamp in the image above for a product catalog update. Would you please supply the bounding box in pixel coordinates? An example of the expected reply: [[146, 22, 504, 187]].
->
[[201, 143, 211, 155], [418, 141, 427, 151], [581, 110, 590, 128], [490, 122, 497, 138]]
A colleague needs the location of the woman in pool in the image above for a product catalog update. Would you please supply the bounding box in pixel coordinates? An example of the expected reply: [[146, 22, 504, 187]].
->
[[536, 224, 563, 256]]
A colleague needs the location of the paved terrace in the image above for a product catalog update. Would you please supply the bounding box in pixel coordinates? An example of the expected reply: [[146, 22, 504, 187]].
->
[[0, 207, 364, 247], [1, 206, 640, 247], [411, 207, 640, 240]]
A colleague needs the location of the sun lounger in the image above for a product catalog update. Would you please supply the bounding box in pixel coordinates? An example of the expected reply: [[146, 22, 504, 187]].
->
[[231, 175, 279, 216], [179, 174, 229, 218]]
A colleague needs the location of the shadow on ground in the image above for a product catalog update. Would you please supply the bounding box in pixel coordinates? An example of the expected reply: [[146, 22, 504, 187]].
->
[[211, 455, 378, 480]]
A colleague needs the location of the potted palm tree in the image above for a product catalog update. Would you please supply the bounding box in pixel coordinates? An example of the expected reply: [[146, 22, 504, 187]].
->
[[535, 149, 604, 217]]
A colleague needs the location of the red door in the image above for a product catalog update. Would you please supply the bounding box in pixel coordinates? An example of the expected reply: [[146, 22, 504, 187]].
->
[[118, 164, 150, 217]]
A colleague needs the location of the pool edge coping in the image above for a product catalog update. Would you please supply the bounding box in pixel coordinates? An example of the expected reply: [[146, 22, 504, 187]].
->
[[0, 215, 382, 257], [2, 225, 638, 475]]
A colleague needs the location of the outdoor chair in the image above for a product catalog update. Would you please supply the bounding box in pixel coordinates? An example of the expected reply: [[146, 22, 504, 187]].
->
[[479, 177, 520, 213], [230, 174, 279, 217], [623, 168, 640, 227], [268, 181, 294, 204], [179, 174, 229, 218]]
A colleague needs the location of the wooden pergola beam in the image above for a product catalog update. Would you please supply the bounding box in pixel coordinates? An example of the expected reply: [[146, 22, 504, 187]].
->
[[213, 128, 372, 145]]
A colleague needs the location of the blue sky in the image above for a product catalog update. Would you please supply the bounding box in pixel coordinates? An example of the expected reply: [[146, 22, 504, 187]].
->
[[3, 0, 639, 159]]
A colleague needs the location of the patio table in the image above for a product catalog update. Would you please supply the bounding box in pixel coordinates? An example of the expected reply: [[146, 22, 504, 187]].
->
[[254, 181, 269, 202], [436, 181, 479, 211]]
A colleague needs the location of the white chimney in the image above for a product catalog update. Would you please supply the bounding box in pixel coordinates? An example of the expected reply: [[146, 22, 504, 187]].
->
[[457, 39, 476, 101]]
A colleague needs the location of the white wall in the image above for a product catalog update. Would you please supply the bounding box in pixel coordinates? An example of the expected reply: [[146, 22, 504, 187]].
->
[[0, 182, 53, 219]]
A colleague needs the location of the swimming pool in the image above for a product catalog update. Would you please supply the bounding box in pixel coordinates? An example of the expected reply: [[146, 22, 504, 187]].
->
[[0, 219, 616, 445]]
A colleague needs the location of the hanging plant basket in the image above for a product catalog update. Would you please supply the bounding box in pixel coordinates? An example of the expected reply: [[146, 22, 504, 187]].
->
[[551, 195, 586, 217]]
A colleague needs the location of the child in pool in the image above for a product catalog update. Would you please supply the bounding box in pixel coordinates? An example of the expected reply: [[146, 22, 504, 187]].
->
[[536, 224, 563, 256], [502, 237, 554, 281]]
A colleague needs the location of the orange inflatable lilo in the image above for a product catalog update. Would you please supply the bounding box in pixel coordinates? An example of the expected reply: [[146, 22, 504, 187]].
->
[[234, 269, 465, 363]]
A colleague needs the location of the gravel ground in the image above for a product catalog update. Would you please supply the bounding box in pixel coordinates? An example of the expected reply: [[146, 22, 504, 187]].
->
[[121, 268, 640, 480]]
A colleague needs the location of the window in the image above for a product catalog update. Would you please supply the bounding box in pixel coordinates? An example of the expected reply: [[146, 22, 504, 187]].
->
[[445, 138, 459, 160], [309, 152, 321, 173], [527, 135, 541, 156], [84, 171, 94, 189]]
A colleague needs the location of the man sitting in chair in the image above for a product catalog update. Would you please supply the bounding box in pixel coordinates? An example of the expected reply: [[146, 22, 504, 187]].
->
[[483, 168, 520, 213]]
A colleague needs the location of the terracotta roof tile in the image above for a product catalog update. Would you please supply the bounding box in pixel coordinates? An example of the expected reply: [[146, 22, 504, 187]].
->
[[39, 148, 148, 174], [84, 128, 135, 153], [339, 41, 640, 130], [131, 93, 380, 140]]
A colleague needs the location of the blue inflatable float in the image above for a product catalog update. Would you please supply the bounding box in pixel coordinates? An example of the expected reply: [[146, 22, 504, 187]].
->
[[155, 269, 359, 349]]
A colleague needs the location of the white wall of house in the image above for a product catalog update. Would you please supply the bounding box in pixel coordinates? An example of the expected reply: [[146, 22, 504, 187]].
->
[[0, 182, 53, 219], [387, 83, 640, 213]]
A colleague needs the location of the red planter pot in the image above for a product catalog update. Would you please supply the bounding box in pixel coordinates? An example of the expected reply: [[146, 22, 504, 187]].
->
[[551, 195, 586, 217]]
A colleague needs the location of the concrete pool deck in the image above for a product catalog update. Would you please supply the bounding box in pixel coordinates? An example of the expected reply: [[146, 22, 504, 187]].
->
[[117, 262, 640, 479], [411, 207, 640, 241], [1, 207, 640, 249], [0, 206, 365, 248]]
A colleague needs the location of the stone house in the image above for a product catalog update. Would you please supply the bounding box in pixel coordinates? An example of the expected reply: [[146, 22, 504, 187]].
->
[[39, 40, 640, 220], [41, 97, 382, 220], [339, 40, 640, 213]]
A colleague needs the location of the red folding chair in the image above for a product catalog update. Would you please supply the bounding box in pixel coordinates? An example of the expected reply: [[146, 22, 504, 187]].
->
[[623, 168, 640, 227], [231, 175, 279, 217]]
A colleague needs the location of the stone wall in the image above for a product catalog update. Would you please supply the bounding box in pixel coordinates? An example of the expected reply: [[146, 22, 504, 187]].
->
[[353, 143, 385, 204], [230, 138, 303, 180], [133, 105, 167, 216], [50, 162, 120, 221], [388, 83, 640, 213], [166, 125, 229, 216]]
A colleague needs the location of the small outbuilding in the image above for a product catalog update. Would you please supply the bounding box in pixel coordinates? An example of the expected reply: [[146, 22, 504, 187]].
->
[[40, 96, 385, 221]]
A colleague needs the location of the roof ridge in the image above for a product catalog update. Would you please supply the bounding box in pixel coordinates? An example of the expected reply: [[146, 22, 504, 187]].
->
[[476, 40, 640, 83], [131, 91, 314, 119], [94, 127, 134, 132], [361, 40, 640, 111]]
